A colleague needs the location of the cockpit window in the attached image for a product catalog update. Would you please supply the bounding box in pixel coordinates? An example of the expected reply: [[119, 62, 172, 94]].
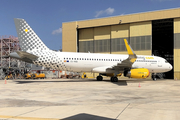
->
[[165, 61, 168, 63]]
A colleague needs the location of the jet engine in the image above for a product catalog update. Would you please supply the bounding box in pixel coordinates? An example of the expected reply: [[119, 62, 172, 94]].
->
[[124, 68, 150, 79]]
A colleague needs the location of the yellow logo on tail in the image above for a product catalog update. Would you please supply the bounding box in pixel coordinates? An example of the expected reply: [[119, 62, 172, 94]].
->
[[25, 29, 28, 32]]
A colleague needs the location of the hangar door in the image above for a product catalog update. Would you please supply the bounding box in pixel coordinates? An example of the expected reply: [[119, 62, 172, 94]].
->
[[79, 24, 129, 54], [152, 19, 174, 79], [79, 26, 111, 53]]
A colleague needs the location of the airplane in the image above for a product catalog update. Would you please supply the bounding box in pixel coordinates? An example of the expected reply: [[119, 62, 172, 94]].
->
[[9, 18, 173, 82]]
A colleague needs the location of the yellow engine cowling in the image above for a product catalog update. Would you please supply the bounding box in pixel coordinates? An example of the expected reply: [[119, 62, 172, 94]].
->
[[124, 68, 150, 79]]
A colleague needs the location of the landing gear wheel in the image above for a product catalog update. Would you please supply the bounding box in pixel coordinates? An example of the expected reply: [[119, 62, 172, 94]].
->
[[96, 76, 103, 81], [111, 77, 118, 82], [111, 77, 114, 82], [114, 77, 118, 82]]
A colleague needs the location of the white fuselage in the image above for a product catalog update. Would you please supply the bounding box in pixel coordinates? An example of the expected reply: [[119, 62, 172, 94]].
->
[[31, 50, 172, 74]]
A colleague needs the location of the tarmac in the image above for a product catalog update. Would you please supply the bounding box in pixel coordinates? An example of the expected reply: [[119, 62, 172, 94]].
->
[[0, 78, 180, 120]]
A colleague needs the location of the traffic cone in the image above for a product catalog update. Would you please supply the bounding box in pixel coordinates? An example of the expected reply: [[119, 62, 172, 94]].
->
[[138, 83, 141, 87], [4, 80, 7, 84]]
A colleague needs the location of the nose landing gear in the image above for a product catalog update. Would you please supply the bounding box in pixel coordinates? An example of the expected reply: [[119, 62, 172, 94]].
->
[[152, 73, 157, 81]]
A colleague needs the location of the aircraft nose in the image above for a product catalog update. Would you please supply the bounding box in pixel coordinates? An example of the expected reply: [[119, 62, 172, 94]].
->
[[169, 64, 173, 70]]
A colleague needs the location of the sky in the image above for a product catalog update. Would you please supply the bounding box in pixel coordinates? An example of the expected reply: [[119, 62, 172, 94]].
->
[[0, 0, 180, 50]]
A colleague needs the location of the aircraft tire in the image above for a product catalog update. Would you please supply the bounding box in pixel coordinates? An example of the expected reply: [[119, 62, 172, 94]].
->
[[110, 77, 114, 82], [114, 77, 118, 82], [111, 77, 118, 82], [97, 76, 103, 81]]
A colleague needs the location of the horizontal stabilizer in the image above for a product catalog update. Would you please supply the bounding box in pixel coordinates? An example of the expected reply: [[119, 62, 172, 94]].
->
[[9, 51, 38, 63]]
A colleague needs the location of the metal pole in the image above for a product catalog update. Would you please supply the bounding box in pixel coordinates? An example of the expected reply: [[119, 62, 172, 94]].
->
[[0, 36, 2, 79], [9, 37, 10, 68]]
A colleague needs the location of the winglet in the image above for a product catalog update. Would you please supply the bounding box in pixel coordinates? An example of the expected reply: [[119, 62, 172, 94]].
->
[[124, 39, 136, 55], [124, 39, 137, 63]]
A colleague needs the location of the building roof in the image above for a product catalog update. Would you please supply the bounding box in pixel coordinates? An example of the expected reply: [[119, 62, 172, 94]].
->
[[63, 7, 180, 29]]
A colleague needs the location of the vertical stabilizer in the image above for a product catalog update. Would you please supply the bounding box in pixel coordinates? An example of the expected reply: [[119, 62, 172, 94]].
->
[[14, 18, 49, 51]]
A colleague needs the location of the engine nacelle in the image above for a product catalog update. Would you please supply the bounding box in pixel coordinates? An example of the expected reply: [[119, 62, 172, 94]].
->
[[124, 68, 150, 79]]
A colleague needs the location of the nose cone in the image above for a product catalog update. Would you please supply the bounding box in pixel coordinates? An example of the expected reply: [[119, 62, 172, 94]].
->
[[169, 63, 173, 71]]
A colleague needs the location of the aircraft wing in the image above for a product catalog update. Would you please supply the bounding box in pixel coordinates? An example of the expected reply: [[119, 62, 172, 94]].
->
[[9, 51, 38, 63], [112, 39, 137, 71], [92, 39, 137, 73]]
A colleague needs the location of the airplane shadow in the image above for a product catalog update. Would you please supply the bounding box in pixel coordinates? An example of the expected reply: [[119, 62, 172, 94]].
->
[[61, 113, 115, 120], [14, 78, 153, 86], [102, 79, 128, 86], [14, 79, 97, 84], [14, 78, 127, 86]]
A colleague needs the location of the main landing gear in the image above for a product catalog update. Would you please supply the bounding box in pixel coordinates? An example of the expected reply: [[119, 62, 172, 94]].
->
[[96, 75, 118, 82], [96, 75, 103, 81], [110, 77, 118, 82]]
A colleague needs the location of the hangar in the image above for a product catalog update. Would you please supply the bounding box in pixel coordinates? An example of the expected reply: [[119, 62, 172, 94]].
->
[[62, 8, 180, 80]]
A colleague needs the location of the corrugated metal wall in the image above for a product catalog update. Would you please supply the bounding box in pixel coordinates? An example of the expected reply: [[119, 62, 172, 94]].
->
[[111, 24, 129, 54], [79, 22, 152, 55], [79, 28, 94, 53], [130, 21, 152, 55], [94, 26, 111, 53]]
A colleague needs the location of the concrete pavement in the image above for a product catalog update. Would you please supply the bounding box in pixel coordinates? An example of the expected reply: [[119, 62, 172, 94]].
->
[[0, 78, 179, 120]]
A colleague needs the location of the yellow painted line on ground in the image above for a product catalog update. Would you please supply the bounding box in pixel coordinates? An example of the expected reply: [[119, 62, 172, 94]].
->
[[0, 115, 60, 120]]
